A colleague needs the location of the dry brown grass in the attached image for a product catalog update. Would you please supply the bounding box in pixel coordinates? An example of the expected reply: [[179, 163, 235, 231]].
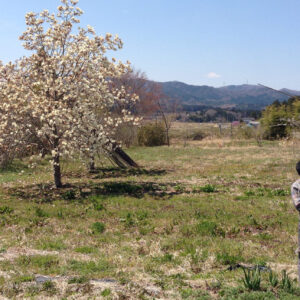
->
[[0, 122, 299, 298]]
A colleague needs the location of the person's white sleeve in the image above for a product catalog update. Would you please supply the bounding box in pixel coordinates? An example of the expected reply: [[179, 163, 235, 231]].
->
[[291, 181, 300, 211]]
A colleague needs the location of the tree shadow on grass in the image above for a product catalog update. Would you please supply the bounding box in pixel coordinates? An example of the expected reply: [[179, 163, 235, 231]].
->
[[91, 167, 167, 179], [8, 180, 183, 202], [91, 181, 175, 198]]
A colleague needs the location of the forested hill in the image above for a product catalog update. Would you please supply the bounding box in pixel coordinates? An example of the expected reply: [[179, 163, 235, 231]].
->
[[160, 81, 300, 110]]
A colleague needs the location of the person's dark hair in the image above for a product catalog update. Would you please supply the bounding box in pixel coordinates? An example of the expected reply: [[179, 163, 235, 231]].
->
[[296, 161, 300, 175]]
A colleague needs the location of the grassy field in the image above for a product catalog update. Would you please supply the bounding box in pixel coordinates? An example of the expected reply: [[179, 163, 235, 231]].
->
[[0, 122, 300, 299]]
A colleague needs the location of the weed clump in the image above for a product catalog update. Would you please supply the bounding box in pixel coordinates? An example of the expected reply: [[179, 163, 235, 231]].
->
[[68, 276, 88, 284], [75, 246, 95, 254], [91, 222, 105, 234], [13, 274, 34, 284], [200, 184, 217, 193], [35, 207, 49, 218], [42, 280, 57, 295], [17, 255, 60, 274], [196, 220, 224, 237], [101, 288, 111, 296], [91, 197, 105, 211], [0, 206, 13, 214], [124, 213, 135, 228], [68, 259, 111, 275], [193, 184, 217, 193]]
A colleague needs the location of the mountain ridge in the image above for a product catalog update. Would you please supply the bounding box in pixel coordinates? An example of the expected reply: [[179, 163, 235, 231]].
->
[[159, 81, 300, 110]]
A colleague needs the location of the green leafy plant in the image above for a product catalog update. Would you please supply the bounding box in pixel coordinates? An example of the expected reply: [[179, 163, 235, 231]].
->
[[161, 253, 173, 263], [0, 206, 13, 214], [91, 222, 105, 234], [272, 189, 289, 196], [14, 274, 34, 284], [269, 270, 279, 287], [281, 270, 294, 292], [101, 288, 111, 297], [125, 213, 135, 227], [242, 267, 261, 291], [68, 276, 88, 284], [244, 190, 255, 197], [200, 184, 217, 193]]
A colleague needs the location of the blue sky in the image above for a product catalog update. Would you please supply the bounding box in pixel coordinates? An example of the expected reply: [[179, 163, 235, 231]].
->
[[1, 0, 300, 89]]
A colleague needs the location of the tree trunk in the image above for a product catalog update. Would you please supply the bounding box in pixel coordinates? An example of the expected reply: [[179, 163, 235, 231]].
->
[[53, 135, 62, 188], [166, 128, 170, 146], [53, 153, 62, 188], [89, 156, 95, 172]]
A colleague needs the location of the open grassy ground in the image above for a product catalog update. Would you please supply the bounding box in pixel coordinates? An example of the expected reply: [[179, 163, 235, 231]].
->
[[0, 122, 300, 299]]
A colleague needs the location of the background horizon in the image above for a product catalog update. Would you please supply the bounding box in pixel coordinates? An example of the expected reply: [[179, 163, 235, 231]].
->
[[1, 0, 300, 90]]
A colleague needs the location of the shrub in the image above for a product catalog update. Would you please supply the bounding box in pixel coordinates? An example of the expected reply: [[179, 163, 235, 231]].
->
[[138, 122, 166, 146]]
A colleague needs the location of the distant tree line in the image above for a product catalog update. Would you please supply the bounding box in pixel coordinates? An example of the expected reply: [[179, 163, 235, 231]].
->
[[181, 105, 261, 123]]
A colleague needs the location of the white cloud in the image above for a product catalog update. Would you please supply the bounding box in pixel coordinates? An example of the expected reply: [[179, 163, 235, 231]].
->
[[207, 72, 221, 79]]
